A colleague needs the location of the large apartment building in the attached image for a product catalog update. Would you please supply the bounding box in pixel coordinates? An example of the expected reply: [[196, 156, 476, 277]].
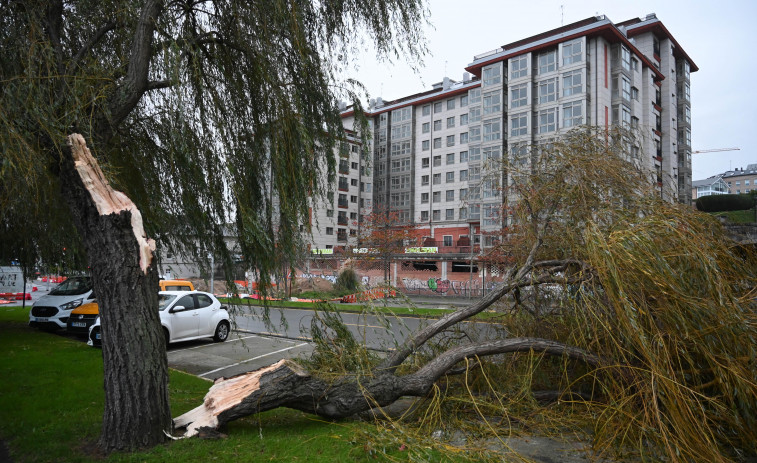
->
[[307, 14, 696, 281]]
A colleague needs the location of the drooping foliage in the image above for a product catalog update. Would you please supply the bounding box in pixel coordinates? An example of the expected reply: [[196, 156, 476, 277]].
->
[[0, 0, 428, 285]]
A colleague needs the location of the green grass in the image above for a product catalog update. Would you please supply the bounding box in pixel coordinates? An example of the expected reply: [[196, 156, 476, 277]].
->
[[710, 209, 757, 223], [0, 305, 439, 463]]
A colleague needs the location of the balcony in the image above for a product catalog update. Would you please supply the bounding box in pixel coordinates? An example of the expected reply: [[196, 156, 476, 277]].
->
[[337, 198, 349, 209], [338, 161, 350, 174], [338, 178, 349, 191], [337, 233, 348, 242], [337, 216, 348, 226]]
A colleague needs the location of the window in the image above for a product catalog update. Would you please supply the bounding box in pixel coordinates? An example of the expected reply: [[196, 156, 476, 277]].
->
[[483, 204, 500, 226], [631, 86, 639, 101], [446, 153, 455, 165], [631, 57, 639, 71], [483, 63, 502, 86], [422, 105, 431, 116], [621, 46, 631, 71], [422, 140, 430, 151], [538, 50, 556, 74], [351, 178, 357, 186], [622, 76, 631, 101], [433, 155, 442, 166], [613, 104, 631, 127], [422, 122, 430, 133], [433, 173, 441, 184], [446, 190, 454, 201], [562, 70, 582, 97], [459, 207, 468, 220], [538, 78, 558, 104], [470, 167, 481, 181], [684, 106, 691, 124], [511, 143, 528, 166], [460, 94, 468, 107], [483, 91, 501, 115], [433, 138, 441, 149], [391, 122, 411, 140], [432, 191, 441, 203], [445, 209, 454, 221], [447, 135, 455, 147], [434, 102, 442, 113], [434, 119, 442, 131], [469, 106, 481, 123], [459, 188, 468, 199], [538, 108, 557, 134], [421, 175, 429, 186], [391, 141, 411, 157], [421, 193, 429, 203], [631, 116, 639, 129], [459, 132, 468, 144], [511, 113, 528, 136], [350, 195, 357, 203], [483, 119, 501, 142], [460, 170, 468, 181], [459, 151, 469, 163], [421, 210, 429, 221], [563, 101, 582, 128], [391, 158, 411, 172], [510, 55, 528, 79], [460, 113, 469, 125], [469, 125, 481, 142], [432, 210, 441, 221], [326, 209, 333, 217], [511, 83, 527, 108], [483, 146, 500, 162], [447, 99, 455, 110], [562, 39, 582, 65], [326, 227, 333, 235], [469, 88, 481, 104], [422, 157, 429, 168], [447, 116, 455, 128], [469, 146, 481, 161], [446, 172, 454, 183]]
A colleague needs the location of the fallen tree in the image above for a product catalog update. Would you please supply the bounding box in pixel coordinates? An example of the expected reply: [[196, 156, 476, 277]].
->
[[175, 130, 757, 463]]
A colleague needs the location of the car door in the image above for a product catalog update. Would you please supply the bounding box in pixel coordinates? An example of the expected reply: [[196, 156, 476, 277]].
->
[[168, 294, 199, 341], [194, 294, 217, 337]]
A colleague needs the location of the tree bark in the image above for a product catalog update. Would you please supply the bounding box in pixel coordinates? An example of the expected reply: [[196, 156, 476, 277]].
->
[[59, 134, 171, 452]]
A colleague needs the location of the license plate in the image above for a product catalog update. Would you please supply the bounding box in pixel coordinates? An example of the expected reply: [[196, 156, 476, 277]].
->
[[71, 322, 87, 328], [95, 333, 101, 340], [35, 317, 49, 322]]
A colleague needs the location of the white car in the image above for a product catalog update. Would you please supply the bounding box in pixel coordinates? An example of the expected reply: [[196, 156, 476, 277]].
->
[[29, 276, 95, 330], [88, 291, 230, 347]]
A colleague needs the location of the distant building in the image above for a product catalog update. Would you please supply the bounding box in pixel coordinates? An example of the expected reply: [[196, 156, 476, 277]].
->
[[722, 164, 757, 195], [691, 176, 728, 200]]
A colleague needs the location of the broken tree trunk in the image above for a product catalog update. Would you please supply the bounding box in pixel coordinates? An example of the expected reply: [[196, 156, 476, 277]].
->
[[174, 338, 602, 437], [59, 134, 171, 452]]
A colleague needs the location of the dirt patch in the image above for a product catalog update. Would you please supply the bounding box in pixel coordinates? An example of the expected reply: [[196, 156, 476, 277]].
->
[[291, 277, 334, 295]]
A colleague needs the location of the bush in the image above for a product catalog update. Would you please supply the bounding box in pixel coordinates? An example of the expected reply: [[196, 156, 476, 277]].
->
[[696, 193, 755, 212], [334, 268, 359, 293]]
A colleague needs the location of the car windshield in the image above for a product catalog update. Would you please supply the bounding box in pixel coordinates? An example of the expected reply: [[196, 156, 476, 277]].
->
[[158, 294, 178, 311], [49, 277, 92, 296]]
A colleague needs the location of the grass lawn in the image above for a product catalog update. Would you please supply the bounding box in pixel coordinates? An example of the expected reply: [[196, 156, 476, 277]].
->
[[711, 209, 757, 224], [0, 305, 433, 463]]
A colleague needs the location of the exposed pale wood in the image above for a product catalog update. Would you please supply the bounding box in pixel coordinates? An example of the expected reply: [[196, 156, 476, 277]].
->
[[67, 134, 155, 273]]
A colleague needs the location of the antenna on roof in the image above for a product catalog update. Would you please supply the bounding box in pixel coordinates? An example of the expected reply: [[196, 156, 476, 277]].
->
[[561, 5, 564, 26]]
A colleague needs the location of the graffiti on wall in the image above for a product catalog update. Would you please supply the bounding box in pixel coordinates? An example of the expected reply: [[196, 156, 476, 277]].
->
[[402, 277, 485, 294], [299, 273, 337, 283]]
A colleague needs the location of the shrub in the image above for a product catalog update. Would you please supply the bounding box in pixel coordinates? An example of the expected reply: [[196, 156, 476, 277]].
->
[[334, 268, 359, 293], [696, 193, 755, 212]]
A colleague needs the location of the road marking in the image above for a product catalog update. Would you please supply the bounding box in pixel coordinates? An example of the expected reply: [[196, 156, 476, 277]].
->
[[168, 334, 260, 353], [197, 342, 311, 378]]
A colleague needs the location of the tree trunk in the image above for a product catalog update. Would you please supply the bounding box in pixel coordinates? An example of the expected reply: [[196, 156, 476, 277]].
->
[[175, 339, 601, 437], [59, 134, 171, 452]]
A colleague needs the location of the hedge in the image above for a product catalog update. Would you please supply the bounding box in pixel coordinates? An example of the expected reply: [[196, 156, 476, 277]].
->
[[696, 193, 755, 212]]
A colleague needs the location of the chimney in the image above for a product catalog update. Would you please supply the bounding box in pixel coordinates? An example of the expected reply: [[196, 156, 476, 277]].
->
[[463, 72, 471, 83], [442, 77, 451, 90]]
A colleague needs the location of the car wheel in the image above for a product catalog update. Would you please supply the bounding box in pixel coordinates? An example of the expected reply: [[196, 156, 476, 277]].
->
[[213, 321, 230, 342], [163, 328, 170, 347]]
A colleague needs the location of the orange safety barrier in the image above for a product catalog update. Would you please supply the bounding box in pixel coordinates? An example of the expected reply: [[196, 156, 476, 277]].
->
[[0, 292, 32, 301], [340, 288, 396, 303]]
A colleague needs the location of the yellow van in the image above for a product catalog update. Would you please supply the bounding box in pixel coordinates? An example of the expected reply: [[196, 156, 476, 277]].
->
[[66, 280, 194, 335]]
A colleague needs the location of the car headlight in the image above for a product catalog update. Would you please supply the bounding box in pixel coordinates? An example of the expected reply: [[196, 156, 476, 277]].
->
[[60, 299, 83, 311]]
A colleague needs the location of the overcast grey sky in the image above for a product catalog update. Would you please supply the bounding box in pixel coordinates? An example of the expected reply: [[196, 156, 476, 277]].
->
[[349, 0, 756, 180]]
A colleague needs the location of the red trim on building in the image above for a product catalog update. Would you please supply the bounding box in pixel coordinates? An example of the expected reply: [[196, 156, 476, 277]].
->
[[604, 106, 609, 131], [465, 21, 665, 83], [653, 103, 662, 112], [625, 22, 699, 72]]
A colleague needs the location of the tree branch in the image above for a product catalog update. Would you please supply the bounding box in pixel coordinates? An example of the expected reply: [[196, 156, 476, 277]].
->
[[44, 0, 65, 76], [67, 20, 118, 75], [378, 260, 590, 373]]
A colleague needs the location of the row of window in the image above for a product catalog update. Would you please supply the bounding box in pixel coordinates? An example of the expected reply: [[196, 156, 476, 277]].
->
[[508, 39, 583, 81], [421, 169, 472, 186], [419, 205, 500, 224], [421, 94, 469, 117], [510, 102, 584, 136]]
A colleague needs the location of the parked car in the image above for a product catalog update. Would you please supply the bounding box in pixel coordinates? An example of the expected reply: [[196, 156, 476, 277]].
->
[[29, 276, 95, 330], [67, 280, 194, 336], [89, 290, 230, 347]]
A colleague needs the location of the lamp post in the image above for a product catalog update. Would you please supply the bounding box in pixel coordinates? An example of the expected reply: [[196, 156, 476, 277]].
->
[[208, 253, 214, 294]]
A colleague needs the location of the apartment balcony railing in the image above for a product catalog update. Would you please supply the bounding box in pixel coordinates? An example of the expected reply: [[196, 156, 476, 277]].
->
[[337, 216, 348, 226], [337, 199, 349, 208], [338, 179, 349, 191], [336, 233, 348, 242], [338, 161, 350, 174]]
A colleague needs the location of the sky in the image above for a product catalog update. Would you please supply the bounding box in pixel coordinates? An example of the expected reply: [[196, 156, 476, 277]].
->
[[348, 0, 757, 180]]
